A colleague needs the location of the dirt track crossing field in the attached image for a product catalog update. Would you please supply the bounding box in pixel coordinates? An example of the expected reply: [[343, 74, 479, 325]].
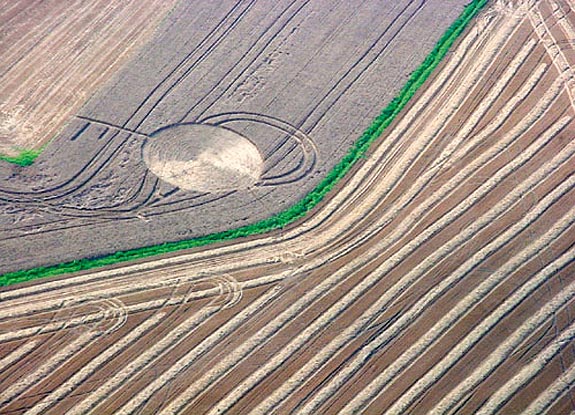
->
[[2, 0, 575, 413]]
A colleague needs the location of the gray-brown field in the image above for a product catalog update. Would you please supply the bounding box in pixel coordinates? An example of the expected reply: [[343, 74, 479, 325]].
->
[[1, 0, 575, 414], [0, 0, 467, 273]]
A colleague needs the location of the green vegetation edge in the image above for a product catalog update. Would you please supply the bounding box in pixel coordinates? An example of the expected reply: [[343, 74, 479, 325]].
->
[[0, 148, 42, 166], [0, 0, 488, 286]]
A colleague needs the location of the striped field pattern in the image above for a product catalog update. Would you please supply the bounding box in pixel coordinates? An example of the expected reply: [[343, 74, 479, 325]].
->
[[1, 0, 575, 413]]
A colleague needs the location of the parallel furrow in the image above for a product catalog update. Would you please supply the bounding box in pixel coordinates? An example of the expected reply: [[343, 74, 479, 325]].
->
[[67, 306, 219, 415], [0, 331, 99, 409], [25, 312, 166, 415]]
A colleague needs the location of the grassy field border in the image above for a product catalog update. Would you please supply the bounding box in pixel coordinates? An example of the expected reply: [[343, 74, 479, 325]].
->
[[0, 148, 43, 166], [0, 0, 488, 286]]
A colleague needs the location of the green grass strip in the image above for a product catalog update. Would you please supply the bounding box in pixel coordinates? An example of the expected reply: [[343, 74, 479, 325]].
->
[[0, 148, 42, 166], [0, 0, 489, 286]]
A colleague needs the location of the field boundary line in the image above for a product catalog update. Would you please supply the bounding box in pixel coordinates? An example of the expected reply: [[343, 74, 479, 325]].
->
[[0, 0, 489, 286]]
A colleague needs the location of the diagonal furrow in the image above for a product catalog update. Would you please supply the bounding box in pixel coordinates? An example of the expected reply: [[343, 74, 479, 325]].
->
[[117, 286, 282, 415], [24, 312, 166, 415], [67, 306, 219, 415], [271, 189, 575, 414], [327, 52, 558, 263], [524, 356, 575, 415], [429, 37, 537, 171], [260, 152, 575, 415], [475, 320, 575, 414], [193, 113, 573, 415], [338, 204, 575, 414], [529, 3, 575, 109], [0, 340, 37, 373], [0, 331, 99, 410], [391, 259, 575, 414]]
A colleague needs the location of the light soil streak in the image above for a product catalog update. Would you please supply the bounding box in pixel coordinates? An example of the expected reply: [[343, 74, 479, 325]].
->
[[475, 321, 575, 414], [67, 307, 218, 415], [0, 331, 99, 409], [260, 150, 575, 415], [524, 358, 575, 414], [270, 174, 575, 415], [24, 313, 166, 415], [118, 286, 282, 415], [0, 340, 37, 373], [380, 270, 575, 415]]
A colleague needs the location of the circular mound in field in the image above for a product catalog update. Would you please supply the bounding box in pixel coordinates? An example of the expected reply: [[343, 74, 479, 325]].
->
[[143, 123, 263, 193]]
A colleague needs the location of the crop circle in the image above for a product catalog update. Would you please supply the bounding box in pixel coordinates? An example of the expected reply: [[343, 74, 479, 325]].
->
[[143, 123, 264, 193]]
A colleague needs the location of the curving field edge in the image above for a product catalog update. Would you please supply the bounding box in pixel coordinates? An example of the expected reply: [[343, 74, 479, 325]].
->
[[0, 0, 489, 286]]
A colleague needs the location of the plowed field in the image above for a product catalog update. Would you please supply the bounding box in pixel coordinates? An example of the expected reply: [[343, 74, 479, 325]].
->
[[1, 0, 575, 413], [0, 0, 177, 156]]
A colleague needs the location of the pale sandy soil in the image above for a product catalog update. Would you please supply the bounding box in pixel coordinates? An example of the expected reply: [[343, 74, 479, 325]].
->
[[0, 0, 178, 156]]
